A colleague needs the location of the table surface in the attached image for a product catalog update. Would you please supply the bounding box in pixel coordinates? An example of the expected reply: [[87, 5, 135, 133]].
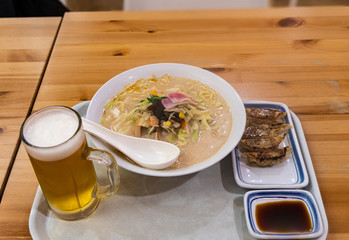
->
[[0, 6, 348, 239], [0, 17, 61, 198]]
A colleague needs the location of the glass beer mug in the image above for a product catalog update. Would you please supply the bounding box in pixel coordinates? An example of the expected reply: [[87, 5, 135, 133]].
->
[[20, 106, 120, 220]]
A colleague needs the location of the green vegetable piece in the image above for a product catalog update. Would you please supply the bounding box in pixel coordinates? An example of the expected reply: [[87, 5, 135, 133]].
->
[[147, 94, 167, 103], [105, 97, 119, 109], [193, 129, 198, 141]]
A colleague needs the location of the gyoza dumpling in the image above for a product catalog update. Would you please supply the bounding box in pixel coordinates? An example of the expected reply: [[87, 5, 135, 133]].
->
[[247, 117, 290, 128], [242, 123, 292, 139], [238, 137, 284, 152], [246, 108, 286, 121], [240, 146, 293, 167]]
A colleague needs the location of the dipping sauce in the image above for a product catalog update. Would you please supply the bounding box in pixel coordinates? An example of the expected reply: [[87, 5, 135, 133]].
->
[[255, 200, 312, 233]]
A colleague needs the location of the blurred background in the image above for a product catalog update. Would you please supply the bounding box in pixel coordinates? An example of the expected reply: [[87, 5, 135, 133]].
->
[[63, 0, 348, 11], [1, 0, 348, 17]]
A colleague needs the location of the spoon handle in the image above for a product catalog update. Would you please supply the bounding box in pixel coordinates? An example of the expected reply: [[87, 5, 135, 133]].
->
[[81, 118, 129, 146]]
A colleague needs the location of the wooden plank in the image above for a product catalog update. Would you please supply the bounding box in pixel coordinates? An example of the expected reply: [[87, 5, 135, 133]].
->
[[0, 146, 38, 239], [0, 17, 61, 196]]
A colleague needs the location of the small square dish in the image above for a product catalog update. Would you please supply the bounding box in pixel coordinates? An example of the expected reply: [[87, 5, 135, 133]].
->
[[244, 190, 323, 239], [232, 101, 309, 189]]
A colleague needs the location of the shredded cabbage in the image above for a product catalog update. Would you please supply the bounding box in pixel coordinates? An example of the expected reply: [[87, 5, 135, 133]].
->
[[102, 75, 219, 149]]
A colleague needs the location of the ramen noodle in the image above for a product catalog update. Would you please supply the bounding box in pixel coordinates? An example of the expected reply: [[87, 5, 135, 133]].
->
[[102, 75, 232, 169]]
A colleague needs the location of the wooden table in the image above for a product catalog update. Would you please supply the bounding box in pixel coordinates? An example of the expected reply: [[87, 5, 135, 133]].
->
[[1, 6, 348, 239], [0, 17, 61, 197]]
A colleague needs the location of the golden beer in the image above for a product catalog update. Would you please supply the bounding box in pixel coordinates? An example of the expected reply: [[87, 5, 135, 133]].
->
[[21, 106, 119, 220], [29, 139, 98, 216]]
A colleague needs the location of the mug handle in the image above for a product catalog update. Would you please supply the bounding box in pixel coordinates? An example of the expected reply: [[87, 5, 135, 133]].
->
[[85, 147, 120, 199]]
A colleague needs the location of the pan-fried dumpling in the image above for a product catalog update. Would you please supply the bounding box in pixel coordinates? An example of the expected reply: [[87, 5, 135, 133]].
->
[[238, 107, 293, 167], [247, 117, 290, 128], [242, 123, 292, 139], [238, 137, 284, 152], [246, 108, 286, 121], [240, 146, 292, 167]]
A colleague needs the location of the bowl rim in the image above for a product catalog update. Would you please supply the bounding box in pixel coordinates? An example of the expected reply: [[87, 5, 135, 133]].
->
[[86, 63, 246, 177]]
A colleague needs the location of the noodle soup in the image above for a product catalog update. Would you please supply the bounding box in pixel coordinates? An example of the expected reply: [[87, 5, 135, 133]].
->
[[102, 75, 232, 169]]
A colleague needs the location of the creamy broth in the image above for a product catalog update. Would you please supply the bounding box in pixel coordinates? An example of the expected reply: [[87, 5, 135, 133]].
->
[[102, 75, 232, 169]]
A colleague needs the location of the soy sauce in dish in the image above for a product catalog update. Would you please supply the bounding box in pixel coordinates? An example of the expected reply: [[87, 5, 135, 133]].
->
[[255, 200, 312, 233]]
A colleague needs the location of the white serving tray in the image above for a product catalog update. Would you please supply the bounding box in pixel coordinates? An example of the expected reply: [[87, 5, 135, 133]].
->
[[29, 101, 328, 240]]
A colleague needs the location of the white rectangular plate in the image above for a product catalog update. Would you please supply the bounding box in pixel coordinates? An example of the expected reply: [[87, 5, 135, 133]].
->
[[232, 101, 309, 189]]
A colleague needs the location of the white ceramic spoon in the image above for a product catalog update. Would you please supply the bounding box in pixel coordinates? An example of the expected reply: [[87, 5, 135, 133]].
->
[[82, 118, 180, 169]]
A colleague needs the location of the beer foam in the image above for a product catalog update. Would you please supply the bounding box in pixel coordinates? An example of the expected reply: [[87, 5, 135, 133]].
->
[[23, 108, 85, 161], [26, 111, 79, 147]]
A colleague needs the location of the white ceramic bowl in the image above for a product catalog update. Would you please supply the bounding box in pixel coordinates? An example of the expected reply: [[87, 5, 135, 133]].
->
[[86, 63, 246, 177]]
